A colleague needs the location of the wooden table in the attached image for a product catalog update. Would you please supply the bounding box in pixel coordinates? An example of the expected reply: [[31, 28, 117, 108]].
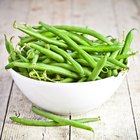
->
[[0, 0, 140, 139]]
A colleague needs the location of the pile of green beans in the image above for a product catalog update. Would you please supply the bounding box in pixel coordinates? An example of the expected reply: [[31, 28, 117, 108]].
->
[[5, 21, 137, 82], [10, 106, 100, 132]]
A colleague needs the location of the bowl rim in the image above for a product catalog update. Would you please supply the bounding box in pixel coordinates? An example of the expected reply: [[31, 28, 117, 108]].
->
[[9, 68, 128, 85]]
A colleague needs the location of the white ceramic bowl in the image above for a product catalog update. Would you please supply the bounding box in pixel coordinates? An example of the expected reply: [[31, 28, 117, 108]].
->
[[9, 69, 127, 115]]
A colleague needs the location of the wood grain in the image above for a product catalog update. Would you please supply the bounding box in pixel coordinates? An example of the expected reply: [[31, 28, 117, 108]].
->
[[70, 0, 138, 139], [113, 0, 140, 139], [0, 0, 30, 136], [0, 0, 140, 139]]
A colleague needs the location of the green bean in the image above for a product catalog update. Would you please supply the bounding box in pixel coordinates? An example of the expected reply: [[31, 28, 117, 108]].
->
[[76, 57, 104, 67], [94, 39, 104, 44], [32, 106, 94, 132], [107, 69, 112, 77], [120, 29, 135, 62], [116, 52, 137, 60], [70, 52, 80, 59], [54, 25, 113, 45], [15, 51, 29, 63], [42, 58, 53, 64], [37, 55, 47, 61], [5, 62, 79, 79], [107, 57, 128, 68], [110, 50, 120, 58], [61, 31, 89, 46], [32, 50, 40, 65], [26, 48, 35, 59], [19, 31, 56, 45], [49, 45, 84, 76], [39, 22, 97, 68], [19, 36, 36, 45], [60, 78, 74, 83], [121, 29, 135, 55], [88, 57, 107, 81], [13, 21, 67, 49], [112, 69, 118, 76], [76, 59, 91, 67], [28, 43, 65, 63], [109, 50, 120, 76], [34, 41, 84, 75], [80, 44, 122, 52], [76, 34, 94, 46], [4, 35, 16, 61], [78, 77, 87, 82], [51, 63, 91, 76], [4, 34, 11, 53], [10, 116, 100, 126]]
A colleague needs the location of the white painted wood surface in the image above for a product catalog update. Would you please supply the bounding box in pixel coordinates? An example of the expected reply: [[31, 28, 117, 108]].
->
[[0, 0, 140, 139]]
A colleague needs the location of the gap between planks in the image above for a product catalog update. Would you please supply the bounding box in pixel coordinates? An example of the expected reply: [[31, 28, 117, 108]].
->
[[0, 81, 14, 139]]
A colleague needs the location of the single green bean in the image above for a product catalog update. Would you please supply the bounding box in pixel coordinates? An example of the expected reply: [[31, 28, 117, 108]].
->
[[120, 29, 135, 62], [32, 50, 40, 65], [88, 57, 107, 81], [107, 57, 128, 68], [4, 34, 11, 53], [39, 22, 97, 68], [80, 44, 122, 52], [116, 52, 137, 60], [4, 34, 16, 60], [19, 31, 56, 45], [121, 29, 135, 55], [78, 77, 87, 82], [60, 78, 74, 83], [28, 43, 65, 63], [42, 58, 53, 64], [5, 62, 79, 79], [109, 50, 120, 76], [32, 106, 94, 132], [38, 55, 47, 61]]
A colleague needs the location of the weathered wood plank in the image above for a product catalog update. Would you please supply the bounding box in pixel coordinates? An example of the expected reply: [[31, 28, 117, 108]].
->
[[70, 0, 137, 139], [0, 0, 30, 136], [113, 0, 140, 139], [1, 0, 71, 139], [1, 0, 140, 139], [51, 0, 72, 25]]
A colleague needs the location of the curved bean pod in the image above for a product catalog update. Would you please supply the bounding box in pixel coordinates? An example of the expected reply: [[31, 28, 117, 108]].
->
[[88, 57, 107, 81], [28, 43, 65, 63]]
